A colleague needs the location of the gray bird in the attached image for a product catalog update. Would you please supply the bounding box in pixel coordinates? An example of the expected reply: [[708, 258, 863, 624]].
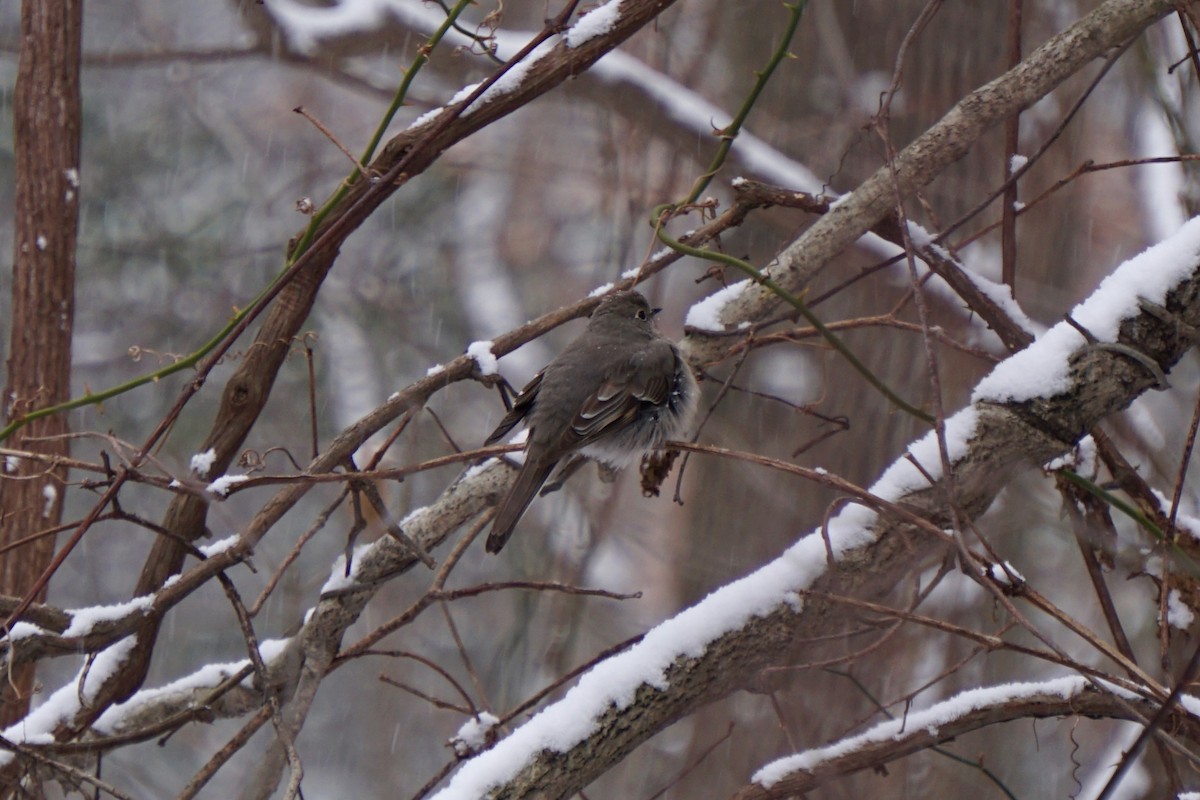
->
[[484, 290, 698, 553]]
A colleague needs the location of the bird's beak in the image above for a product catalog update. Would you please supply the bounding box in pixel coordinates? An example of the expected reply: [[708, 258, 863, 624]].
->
[[651, 307, 663, 318]]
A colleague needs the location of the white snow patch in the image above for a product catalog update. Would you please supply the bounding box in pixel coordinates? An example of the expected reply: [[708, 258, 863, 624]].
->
[[93, 640, 289, 735], [467, 341, 499, 376], [82, 635, 139, 701], [430, 542, 830, 798], [0, 635, 141, 763], [4, 455, 19, 474], [35, 235, 47, 251], [905, 219, 1040, 342], [207, 474, 248, 496], [1044, 436, 1096, 473], [1147, 488, 1200, 542], [5, 622, 44, 642], [411, 104, 447, 130], [589, 283, 614, 298], [975, 217, 1200, 403], [1174, 511, 1200, 542], [1009, 154, 1028, 173], [93, 657, 246, 733], [64, 168, 79, 203], [321, 543, 375, 593], [397, 503, 431, 530], [755, 676, 1091, 786], [63, 596, 153, 638], [447, 80, 482, 105], [41, 484, 56, 519], [481, 39, 558, 105], [191, 448, 217, 477], [199, 534, 240, 558], [264, 0, 844, 256], [987, 561, 1024, 587], [452, 712, 501, 756], [484, 428, 529, 469], [685, 280, 750, 331], [1168, 589, 1195, 629], [566, 0, 621, 47], [426, 363, 446, 377], [257, 637, 291, 667], [869, 407, 978, 499], [462, 459, 499, 481]]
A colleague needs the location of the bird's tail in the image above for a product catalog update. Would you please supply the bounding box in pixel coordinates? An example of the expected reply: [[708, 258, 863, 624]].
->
[[487, 459, 555, 553]]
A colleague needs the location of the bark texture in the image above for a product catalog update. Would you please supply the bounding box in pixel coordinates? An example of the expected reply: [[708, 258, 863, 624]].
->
[[0, 0, 83, 727]]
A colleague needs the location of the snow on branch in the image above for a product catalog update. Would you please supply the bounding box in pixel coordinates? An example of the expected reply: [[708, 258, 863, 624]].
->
[[265, 0, 690, 136], [433, 218, 1200, 798], [737, 677, 1196, 799], [28, 2, 1176, 792], [0, 636, 141, 767], [265, 0, 875, 251], [5, 0, 696, 766], [681, 0, 1176, 359]]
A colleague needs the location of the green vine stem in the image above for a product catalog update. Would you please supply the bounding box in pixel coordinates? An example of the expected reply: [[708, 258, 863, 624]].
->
[[0, 1, 476, 446], [0, 297, 262, 445], [290, 0, 477, 264], [679, 0, 807, 206], [1060, 468, 1200, 578], [651, 0, 928, 424], [657, 218, 933, 424]]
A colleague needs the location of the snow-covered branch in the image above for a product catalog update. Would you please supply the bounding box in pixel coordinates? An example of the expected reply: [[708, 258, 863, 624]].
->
[[9, 0, 1195, 795], [681, 0, 1176, 364], [737, 677, 1200, 800], [433, 220, 1200, 798]]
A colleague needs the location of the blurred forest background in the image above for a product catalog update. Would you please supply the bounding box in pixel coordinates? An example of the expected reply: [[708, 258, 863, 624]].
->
[[1, 0, 1199, 798]]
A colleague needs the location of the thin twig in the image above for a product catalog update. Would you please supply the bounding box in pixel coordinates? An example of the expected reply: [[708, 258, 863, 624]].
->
[[294, 106, 371, 178], [643, 722, 735, 800], [174, 706, 273, 800], [0, 734, 136, 800]]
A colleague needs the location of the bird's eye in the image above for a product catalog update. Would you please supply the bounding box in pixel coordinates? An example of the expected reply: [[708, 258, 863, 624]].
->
[[636, 309, 647, 320]]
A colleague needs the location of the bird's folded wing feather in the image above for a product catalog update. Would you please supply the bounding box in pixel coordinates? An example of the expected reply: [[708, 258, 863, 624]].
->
[[485, 369, 544, 445], [570, 341, 674, 442]]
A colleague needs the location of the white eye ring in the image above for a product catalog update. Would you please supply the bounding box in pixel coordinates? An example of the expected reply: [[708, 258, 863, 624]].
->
[[636, 308, 647, 320]]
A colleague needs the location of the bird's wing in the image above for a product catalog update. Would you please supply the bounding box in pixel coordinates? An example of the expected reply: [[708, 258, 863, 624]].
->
[[485, 369, 544, 445], [569, 341, 675, 443]]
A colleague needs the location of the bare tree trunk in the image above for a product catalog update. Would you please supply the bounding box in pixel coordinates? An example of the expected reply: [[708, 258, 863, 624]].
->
[[0, 0, 82, 727]]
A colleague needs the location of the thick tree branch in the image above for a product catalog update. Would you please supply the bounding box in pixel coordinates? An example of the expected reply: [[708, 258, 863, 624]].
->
[[0, 0, 82, 727], [48, 0, 686, 737], [733, 679, 1200, 799], [432, 225, 1200, 797], [682, 0, 1175, 363]]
